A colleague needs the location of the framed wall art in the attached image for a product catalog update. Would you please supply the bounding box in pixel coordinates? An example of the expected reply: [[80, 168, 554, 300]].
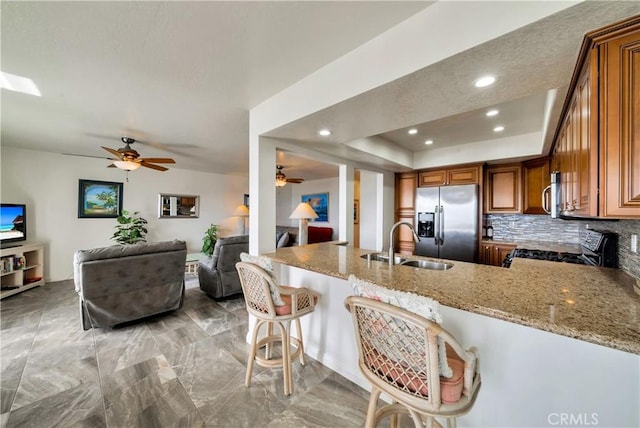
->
[[78, 179, 123, 218], [301, 192, 328, 222]]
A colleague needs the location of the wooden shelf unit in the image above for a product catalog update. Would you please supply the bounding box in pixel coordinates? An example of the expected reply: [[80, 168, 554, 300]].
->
[[1, 242, 45, 299]]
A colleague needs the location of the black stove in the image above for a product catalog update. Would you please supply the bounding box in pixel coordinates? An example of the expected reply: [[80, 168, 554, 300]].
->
[[502, 230, 618, 268]]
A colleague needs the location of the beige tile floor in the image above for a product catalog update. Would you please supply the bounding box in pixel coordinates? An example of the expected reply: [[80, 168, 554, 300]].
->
[[0, 277, 374, 427]]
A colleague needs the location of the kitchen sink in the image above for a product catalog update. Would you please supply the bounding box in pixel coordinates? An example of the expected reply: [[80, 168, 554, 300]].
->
[[361, 253, 452, 270], [400, 259, 453, 270], [360, 253, 407, 264]]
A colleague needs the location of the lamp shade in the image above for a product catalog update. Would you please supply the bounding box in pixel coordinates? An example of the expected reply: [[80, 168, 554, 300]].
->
[[233, 204, 249, 217], [289, 202, 318, 219], [113, 160, 141, 171]]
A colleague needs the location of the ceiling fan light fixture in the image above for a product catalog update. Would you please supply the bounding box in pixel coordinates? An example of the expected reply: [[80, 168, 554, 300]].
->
[[113, 160, 141, 171]]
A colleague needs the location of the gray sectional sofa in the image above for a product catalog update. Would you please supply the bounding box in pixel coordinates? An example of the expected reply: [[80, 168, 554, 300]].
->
[[73, 240, 187, 330]]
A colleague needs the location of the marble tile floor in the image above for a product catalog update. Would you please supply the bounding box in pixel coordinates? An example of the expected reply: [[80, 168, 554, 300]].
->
[[0, 277, 378, 428]]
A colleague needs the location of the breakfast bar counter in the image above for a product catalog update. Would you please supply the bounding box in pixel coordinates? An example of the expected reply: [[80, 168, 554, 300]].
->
[[264, 242, 640, 354], [260, 242, 639, 427]]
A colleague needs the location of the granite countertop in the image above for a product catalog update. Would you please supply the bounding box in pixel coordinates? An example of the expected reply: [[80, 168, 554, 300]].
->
[[264, 243, 640, 355], [481, 238, 583, 254]]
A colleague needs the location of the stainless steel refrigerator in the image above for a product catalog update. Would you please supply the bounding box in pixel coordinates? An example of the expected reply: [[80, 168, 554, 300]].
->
[[415, 184, 479, 262]]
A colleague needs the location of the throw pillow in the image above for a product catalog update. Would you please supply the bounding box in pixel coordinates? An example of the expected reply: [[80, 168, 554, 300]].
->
[[349, 274, 453, 378], [239, 253, 285, 306], [276, 232, 283, 246], [277, 232, 290, 248]]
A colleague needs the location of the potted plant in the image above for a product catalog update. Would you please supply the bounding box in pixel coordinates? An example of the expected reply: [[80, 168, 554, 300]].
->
[[202, 224, 219, 257], [111, 210, 148, 244]]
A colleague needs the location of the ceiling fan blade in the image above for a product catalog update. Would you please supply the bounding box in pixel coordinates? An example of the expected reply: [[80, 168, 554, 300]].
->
[[140, 161, 168, 172], [62, 153, 113, 160], [107, 164, 117, 168], [139, 157, 175, 164], [286, 178, 305, 183], [101, 146, 124, 159]]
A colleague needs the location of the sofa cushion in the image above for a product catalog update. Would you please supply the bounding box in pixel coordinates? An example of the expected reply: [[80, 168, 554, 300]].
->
[[308, 226, 333, 244], [277, 232, 290, 248]]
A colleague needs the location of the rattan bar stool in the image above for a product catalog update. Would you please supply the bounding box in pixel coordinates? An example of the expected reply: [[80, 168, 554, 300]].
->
[[236, 260, 318, 396], [345, 295, 481, 428]]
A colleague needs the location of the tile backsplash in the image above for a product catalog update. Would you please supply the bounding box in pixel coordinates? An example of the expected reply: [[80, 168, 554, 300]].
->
[[487, 214, 640, 280]]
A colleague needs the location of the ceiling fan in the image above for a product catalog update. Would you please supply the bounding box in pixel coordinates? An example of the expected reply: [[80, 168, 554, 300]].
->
[[101, 137, 176, 171], [275, 165, 304, 187]]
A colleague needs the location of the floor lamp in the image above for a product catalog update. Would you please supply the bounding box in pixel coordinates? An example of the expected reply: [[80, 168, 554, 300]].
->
[[234, 204, 249, 235], [289, 202, 318, 245]]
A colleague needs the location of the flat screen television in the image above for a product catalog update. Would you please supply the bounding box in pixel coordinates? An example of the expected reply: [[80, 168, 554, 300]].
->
[[0, 203, 27, 247]]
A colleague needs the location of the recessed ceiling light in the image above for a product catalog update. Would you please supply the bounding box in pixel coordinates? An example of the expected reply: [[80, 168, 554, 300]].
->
[[408, 128, 418, 135], [486, 109, 499, 117], [493, 126, 505, 132], [0, 71, 41, 96], [318, 129, 332, 137], [424, 140, 434, 145], [474, 76, 496, 88]]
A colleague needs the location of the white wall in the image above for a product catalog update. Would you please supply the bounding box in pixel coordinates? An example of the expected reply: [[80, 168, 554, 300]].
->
[[286, 177, 339, 238], [1, 147, 248, 282], [275, 184, 293, 226], [358, 170, 379, 251]]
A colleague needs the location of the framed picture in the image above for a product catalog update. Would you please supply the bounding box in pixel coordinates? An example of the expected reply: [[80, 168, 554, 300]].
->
[[302, 192, 329, 222], [78, 179, 123, 218], [354, 199, 360, 224]]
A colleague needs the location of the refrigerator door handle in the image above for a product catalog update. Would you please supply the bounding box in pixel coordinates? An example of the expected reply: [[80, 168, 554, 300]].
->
[[439, 205, 444, 244], [434, 205, 440, 245], [542, 185, 551, 214]]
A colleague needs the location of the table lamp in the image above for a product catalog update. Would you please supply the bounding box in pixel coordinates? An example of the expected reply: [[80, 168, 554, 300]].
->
[[234, 204, 250, 235], [289, 202, 318, 245]]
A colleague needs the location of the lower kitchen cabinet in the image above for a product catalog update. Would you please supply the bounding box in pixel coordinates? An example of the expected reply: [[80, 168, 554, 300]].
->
[[481, 242, 516, 266]]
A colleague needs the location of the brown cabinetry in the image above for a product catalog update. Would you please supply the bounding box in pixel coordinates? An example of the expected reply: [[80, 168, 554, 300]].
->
[[522, 157, 550, 214], [394, 172, 417, 255], [484, 164, 522, 213], [599, 26, 640, 217], [418, 165, 480, 187], [481, 242, 516, 266], [551, 16, 640, 219]]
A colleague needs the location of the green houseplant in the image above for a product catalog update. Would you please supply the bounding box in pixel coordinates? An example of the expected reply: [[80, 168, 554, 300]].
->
[[202, 224, 219, 257], [111, 210, 148, 244]]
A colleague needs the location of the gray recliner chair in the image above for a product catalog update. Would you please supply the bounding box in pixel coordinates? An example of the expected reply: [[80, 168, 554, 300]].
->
[[198, 235, 249, 299], [73, 240, 187, 330]]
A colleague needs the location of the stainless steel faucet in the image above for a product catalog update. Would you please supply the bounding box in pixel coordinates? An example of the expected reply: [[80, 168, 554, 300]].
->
[[388, 221, 420, 266]]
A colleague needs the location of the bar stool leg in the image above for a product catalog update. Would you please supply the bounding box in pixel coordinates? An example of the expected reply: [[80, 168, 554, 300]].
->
[[295, 318, 305, 366], [365, 385, 382, 428], [277, 321, 292, 396], [265, 321, 274, 360], [246, 319, 263, 387]]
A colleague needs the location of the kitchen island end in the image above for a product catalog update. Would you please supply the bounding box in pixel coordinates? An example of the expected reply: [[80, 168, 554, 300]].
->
[[260, 242, 639, 427]]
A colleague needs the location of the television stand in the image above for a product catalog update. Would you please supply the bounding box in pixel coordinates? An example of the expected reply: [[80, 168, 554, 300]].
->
[[1, 242, 45, 299]]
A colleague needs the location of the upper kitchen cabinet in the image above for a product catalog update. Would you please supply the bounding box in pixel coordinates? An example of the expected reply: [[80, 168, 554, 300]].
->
[[599, 21, 640, 217], [484, 164, 522, 214], [418, 164, 481, 187], [522, 157, 550, 214], [551, 15, 640, 219], [395, 172, 417, 255]]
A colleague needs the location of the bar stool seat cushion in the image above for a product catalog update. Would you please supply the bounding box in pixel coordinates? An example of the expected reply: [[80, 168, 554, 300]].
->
[[366, 348, 465, 404], [274, 286, 319, 315]]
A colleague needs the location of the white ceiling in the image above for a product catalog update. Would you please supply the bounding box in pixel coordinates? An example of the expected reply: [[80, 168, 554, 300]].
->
[[2, 1, 639, 182], [1, 1, 430, 176]]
